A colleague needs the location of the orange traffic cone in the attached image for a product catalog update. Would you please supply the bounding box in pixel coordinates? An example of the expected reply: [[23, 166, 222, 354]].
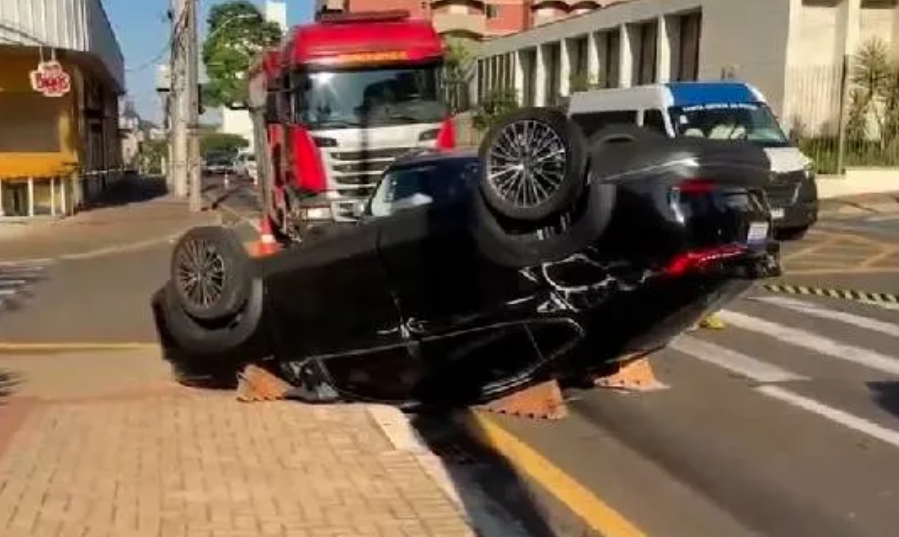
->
[[251, 216, 281, 257]]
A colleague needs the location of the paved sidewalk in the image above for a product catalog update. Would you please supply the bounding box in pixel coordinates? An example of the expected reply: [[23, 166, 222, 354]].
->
[[0, 178, 219, 262], [0, 348, 485, 537]]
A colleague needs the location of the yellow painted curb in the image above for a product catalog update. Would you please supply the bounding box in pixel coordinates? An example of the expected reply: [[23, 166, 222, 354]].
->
[[459, 411, 650, 537], [0, 342, 160, 352]]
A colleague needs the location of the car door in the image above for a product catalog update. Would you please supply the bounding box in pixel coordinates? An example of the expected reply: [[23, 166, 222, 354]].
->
[[259, 221, 424, 404], [375, 159, 544, 401]]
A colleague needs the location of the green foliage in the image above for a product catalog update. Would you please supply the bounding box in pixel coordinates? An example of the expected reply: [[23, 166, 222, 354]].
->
[[200, 132, 249, 158], [201, 0, 283, 108], [140, 140, 167, 175], [443, 38, 475, 113], [472, 88, 519, 132], [846, 38, 899, 151]]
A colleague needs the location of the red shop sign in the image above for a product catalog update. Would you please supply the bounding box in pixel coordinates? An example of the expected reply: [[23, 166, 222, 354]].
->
[[30, 61, 72, 97]]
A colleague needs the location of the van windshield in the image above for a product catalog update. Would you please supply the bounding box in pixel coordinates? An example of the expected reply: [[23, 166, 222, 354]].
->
[[668, 102, 791, 148]]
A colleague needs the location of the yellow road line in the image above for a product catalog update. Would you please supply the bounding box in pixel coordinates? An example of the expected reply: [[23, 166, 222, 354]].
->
[[0, 342, 160, 351], [462, 411, 650, 537]]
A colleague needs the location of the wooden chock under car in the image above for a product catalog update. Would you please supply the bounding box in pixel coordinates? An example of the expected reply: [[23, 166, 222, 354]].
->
[[474, 380, 569, 420], [592, 354, 667, 392], [236, 364, 292, 402]]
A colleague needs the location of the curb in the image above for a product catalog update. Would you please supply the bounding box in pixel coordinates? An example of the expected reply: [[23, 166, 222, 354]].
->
[[763, 283, 899, 304]]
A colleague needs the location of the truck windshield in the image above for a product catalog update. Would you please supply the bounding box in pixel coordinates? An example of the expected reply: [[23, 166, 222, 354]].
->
[[668, 102, 791, 148], [294, 63, 448, 130]]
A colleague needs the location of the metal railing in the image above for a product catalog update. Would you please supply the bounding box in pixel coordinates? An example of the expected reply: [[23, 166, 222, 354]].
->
[[784, 59, 899, 175]]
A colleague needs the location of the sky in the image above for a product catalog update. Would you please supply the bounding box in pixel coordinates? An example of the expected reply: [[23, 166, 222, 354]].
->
[[102, 0, 314, 125]]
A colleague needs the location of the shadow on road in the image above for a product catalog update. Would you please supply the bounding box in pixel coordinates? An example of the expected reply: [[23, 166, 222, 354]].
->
[[86, 173, 169, 210], [868, 381, 899, 419], [409, 411, 571, 537]]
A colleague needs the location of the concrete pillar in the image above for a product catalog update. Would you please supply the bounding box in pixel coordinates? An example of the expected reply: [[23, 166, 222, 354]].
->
[[560, 40, 571, 96], [535, 45, 547, 106], [50, 178, 56, 217], [836, 0, 861, 60], [61, 177, 68, 215], [514, 51, 525, 105], [0, 181, 4, 217], [587, 32, 600, 87], [27, 178, 34, 217], [656, 15, 672, 83], [618, 24, 633, 88]]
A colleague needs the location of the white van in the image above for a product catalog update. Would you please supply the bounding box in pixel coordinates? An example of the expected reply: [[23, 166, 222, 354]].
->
[[567, 82, 818, 240]]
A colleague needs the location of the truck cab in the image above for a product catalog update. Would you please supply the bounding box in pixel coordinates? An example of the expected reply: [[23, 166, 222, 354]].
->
[[567, 82, 818, 240], [257, 10, 455, 242]]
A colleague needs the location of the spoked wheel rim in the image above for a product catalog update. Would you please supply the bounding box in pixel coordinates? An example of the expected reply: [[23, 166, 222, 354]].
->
[[175, 238, 227, 310], [486, 119, 567, 209]]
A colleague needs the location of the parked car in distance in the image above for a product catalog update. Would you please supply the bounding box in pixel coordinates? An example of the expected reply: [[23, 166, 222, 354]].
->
[[234, 152, 258, 183], [203, 153, 235, 175], [151, 107, 782, 410]]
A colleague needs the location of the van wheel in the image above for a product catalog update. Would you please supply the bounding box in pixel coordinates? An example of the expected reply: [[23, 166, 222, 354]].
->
[[479, 107, 588, 222]]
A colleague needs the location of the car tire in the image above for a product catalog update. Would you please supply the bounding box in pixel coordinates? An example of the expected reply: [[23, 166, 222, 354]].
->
[[472, 179, 618, 268], [775, 225, 809, 241], [161, 279, 267, 356], [587, 124, 667, 148], [478, 107, 588, 222], [170, 226, 253, 322]]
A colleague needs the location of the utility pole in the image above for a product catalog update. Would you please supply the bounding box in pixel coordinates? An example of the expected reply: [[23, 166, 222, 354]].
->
[[170, 0, 189, 199], [186, 0, 203, 212]]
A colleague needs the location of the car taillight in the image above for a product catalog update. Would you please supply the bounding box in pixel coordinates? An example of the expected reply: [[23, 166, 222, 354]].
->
[[677, 178, 715, 194], [664, 244, 747, 277]]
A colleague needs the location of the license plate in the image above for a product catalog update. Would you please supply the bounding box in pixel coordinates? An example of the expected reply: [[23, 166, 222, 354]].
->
[[771, 208, 785, 220], [747, 222, 770, 244]]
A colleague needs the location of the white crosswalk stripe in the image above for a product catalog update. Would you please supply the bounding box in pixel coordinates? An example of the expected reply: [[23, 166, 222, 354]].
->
[[0, 259, 54, 312], [660, 291, 899, 449]]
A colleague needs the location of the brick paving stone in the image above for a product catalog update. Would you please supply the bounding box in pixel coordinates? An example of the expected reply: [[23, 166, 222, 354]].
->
[[0, 392, 480, 537]]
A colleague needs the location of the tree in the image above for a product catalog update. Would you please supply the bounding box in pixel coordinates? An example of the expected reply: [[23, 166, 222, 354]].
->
[[846, 38, 899, 150], [201, 0, 283, 108], [443, 38, 475, 113], [200, 132, 249, 158]]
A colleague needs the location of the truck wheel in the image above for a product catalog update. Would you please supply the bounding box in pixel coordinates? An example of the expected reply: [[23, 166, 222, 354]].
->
[[170, 226, 252, 322], [479, 107, 588, 222]]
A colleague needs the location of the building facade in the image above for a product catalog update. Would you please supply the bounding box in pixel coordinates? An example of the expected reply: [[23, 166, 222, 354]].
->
[[314, 0, 609, 40], [0, 0, 125, 218], [473, 0, 899, 137]]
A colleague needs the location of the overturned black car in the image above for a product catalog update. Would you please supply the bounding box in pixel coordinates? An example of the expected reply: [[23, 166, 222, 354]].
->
[[152, 108, 782, 409]]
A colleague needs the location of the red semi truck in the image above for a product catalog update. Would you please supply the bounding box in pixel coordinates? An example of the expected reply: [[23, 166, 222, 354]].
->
[[248, 10, 456, 242]]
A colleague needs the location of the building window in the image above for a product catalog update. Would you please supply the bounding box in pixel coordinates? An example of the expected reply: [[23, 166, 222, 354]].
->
[[642, 110, 667, 133], [635, 21, 658, 85], [676, 12, 701, 81], [486, 5, 500, 19], [600, 31, 620, 88]]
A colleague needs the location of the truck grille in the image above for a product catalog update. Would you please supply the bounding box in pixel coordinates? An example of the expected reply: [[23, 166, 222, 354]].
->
[[325, 146, 417, 188]]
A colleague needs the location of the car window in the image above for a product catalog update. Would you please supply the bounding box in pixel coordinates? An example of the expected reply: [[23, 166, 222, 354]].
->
[[571, 110, 638, 138], [643, 109, 667, 134], [368, 158, 479, 218]]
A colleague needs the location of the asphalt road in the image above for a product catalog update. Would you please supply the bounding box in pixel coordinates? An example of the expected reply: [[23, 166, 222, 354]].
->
[[484, 224, 899, 537]]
